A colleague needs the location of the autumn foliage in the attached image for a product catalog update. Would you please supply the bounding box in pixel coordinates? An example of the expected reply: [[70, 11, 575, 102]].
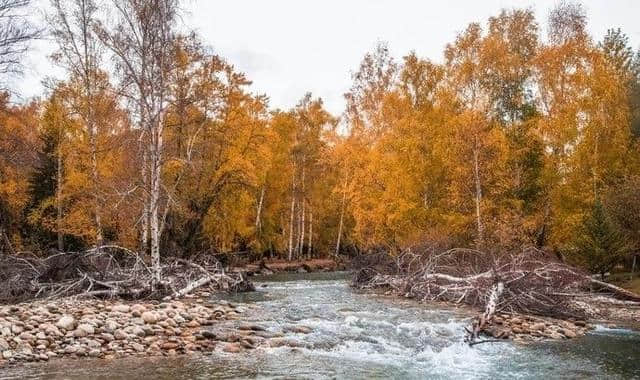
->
[[1, 2, 639, 278]]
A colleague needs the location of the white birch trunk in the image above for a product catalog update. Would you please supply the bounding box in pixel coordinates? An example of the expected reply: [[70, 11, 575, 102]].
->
[[473, 136, 483, 248], [255, 186, 265, 231], [307, 208, 313, 259], [57, 145, 64, 252], [288, 172, 296, 261], [299, 168, 305, 257], [150, 119, 164, 285], [335, 176, 348, 256]]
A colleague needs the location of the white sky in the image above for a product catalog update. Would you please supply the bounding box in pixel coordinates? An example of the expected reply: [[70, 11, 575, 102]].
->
[[16, 0, 640, 115]]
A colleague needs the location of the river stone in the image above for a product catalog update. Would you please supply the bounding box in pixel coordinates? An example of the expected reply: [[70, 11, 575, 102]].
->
[[42, 323, 62, 337], [88, 349, 101, 357], [0, 338, 9, 351], [2, 350, 12, 359], [56, 315, 76, 331], [560, 328, 577, 338], [104, 320, 119, 333], [86, 339, 101, 348], [10, 324, 23, 335], [285, 325, 312, 334], [141, 311, 158, 324], [530, 322, 545, 332], [238, 323, 266, 332], [161, 342, 178, 350], [76, 324, 95, 336], [112, 304, 131, 313], [130, 326, 145, 337], [114, 330, 128, 340], [130, 342, 145, 352], [223, 343, 241, 353]]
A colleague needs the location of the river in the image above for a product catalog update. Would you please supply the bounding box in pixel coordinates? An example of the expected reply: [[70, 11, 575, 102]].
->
[[2, 271, 639, 379]]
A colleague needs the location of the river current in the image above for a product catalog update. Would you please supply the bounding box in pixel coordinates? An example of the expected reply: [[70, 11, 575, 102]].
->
[[2, 271, 639, 379]]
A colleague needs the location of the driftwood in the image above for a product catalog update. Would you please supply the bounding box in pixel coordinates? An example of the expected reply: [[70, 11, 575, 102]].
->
[[0, 246, 253, 304], [352, 246, 640, 345]]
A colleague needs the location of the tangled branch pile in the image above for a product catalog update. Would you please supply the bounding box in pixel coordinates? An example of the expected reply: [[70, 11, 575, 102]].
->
[[0, 245, 253, 304], [353, 246, 640, 320]]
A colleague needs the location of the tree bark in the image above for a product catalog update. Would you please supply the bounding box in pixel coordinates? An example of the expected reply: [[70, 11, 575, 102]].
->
[[299, 168, 305, 257], [307, 208, 313, 259], [472, 135, 484, 249], [56, 141, 64, 252], [335, 175, 348, 256], [255, 186, 265, 232], [288, 173, 296, 261]]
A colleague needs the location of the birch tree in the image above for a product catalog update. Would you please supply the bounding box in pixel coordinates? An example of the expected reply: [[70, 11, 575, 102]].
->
[[97, 0, 179, 284], [49, 0, 105, 248]]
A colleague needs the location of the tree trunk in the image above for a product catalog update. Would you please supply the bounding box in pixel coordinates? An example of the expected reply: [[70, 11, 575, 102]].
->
[[255, 186, 265, 232], [299, 168, 305, 257], [288, 173, 296, 261], [335, 176, 348, 257], [472, 136, 483, 249], [150, 121, 163, 286], [307, 208, 313, 259], [56, 144, 64, 252]]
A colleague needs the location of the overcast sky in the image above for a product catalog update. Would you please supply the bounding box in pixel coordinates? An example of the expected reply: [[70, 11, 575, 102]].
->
[[16, 0, 640, 115]]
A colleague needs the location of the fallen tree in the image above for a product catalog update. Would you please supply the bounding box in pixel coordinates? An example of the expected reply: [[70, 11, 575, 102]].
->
[[352, 246, 640, 344], [0, 245, 253, 304]]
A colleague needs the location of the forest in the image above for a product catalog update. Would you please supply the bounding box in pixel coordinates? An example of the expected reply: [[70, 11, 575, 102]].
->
[[0, 0, 639, 288]]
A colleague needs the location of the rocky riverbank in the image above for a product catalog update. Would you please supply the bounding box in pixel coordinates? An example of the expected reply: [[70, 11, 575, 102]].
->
[[0, 290, 267, 366], [481, 313, 592, 342]]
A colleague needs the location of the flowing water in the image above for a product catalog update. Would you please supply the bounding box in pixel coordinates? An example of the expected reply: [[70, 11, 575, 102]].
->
[[2, 272, 639, 379]]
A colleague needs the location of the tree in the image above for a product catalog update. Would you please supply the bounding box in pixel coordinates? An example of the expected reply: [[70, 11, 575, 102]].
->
[[0, 0, 40, 79], [575, 199, 628, 279], [97, 0, 180, 284], [49, 0, 105, 247], [26, 95, 68, 251]]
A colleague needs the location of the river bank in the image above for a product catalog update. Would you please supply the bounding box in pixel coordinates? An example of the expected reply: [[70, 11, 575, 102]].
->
[[0, 289, 262, 367], [2, 272, 639, 379]]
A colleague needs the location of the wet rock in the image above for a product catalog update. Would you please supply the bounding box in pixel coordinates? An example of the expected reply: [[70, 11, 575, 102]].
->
[[284, 325, 312, 334], [560, 328, 577, 338], [238, 323, 266, 332], [201, 330, 217, 339]]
